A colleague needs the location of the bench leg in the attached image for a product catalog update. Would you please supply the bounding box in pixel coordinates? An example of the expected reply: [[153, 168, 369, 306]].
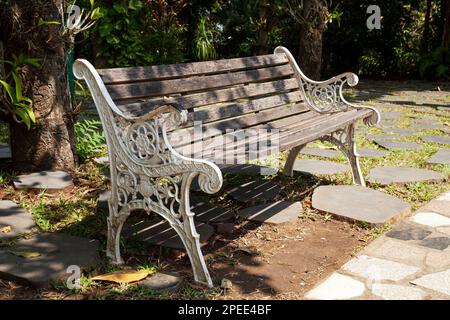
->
[[322, 124, 365, 186], [283, 144, 306, 176], [106, 204, 130, 265]]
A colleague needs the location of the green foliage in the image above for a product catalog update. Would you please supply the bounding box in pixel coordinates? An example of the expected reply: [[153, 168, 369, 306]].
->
[[0, 54, 40, 129], [419, 47, 450, 80], [74, 118, 106, 163], [194, 16, 217, 61], [93, 0, 185, 67]]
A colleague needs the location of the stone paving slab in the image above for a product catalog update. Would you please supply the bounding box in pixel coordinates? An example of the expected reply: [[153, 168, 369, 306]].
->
[[371, 283, 425, 300], [237, 201, 303, 225], [381, 112, 403, 120], [0, 233, 100, 288], [410, 123, 444, 131], [304, 273, 366, 300], [123, 219, 214, 250], [366, 166, 445, 185], [293, 159, 349, 176], [226, 180, 281, 204], [138, 272, 182, 292], [411, 269, 450, 296], [418, 237, 450, 250], [382, 128, 416, 135], [364, 134, 400, 141], [356, 148, 389, 158], [410, 212, 450, 228], [386, 225, 432, 241], [0, 200, 36, 240], [422, 135, 450, 145], [342, 255, 420, 281], [374, 141, 422, 151], [300, 148, 341, 159], [427, 149, 450, 165], [312, 185, 410, 225], [13, 170, 73, 191]]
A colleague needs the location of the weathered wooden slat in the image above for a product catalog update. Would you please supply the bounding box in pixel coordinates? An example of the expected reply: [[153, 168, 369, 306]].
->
[[98, 54, 288, 84], [118, 78, 299, 113], [107, 64, 295, 101]]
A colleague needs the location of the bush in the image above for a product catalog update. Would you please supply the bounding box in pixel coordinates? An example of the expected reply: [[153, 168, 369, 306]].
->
[[75, 118, 106, 163]]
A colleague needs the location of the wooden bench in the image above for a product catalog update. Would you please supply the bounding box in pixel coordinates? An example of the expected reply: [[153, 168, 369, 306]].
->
[[73, 46, 379, 287]]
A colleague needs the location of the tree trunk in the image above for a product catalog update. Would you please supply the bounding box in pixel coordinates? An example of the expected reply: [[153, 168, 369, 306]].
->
[[1, 0, 76, 172], [256, 0, 270, 55], [297, 0, 328, 80], [442, 0, 450, 47], [421, 0, 432, 52]]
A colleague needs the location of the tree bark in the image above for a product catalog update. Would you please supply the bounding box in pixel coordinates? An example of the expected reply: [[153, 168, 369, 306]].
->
[[297, 0, 328, 80], [421, 0, 432, 52], [1, 0, 76, 172], [256, 0, 270, 55], [442, 0, 450, 47]]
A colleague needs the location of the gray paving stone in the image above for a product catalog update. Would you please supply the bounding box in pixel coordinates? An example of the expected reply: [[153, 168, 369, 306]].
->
[[0, 233, 100, 288], [386, 226, 432, 241], [421, 135, 450, 145], [427, 149, 450, 165], [305, 273, 365, 300], [418, 237, 450, 250], [124, 219, 214, 249], [13, 170, 73, 191], [342, 255, 419, 281], [138, 272, 182, 292], [411, 269, 450, 296], [381, 112, 403, 120], [237, 201, 303, 225], [190, 197, 234, 223], [219, 164, 278, 176], [366, 166, 445, 185], [356, 148, 389, 158], [371, 284, 424, 300], [410, 123, 444, 131], [226, 180, 281, 204], [378, 121, 398, 127], [0, 200, 36, 240], [312, 185, 410, 225], [300, 148, 341, 159], [374, 141, 422, 150], [293, 159, 349, 176], [365, 134, 400, 141], [366, 239, 427, 266], [383, 128, 415, 135]]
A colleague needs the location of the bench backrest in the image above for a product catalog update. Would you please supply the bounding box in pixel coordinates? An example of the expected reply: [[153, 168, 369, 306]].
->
[[96, 53, 308, 132]]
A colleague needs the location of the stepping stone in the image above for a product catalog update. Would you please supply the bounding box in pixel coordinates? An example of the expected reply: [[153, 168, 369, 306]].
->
[[381, 112, 403, 120], [124, 219, 214, 250], [427, 149, 450, 165], [366, 166, 445, 185], [191, 198, 234, 223], [371, 284, 424, 300], [300, 148, 340, 159], [418, 237, 450, 250], [0, 200, 36, 240], [386, 226, 432, 241], [356, 148, 389, 158], [365, 134, 400, 141], [0, 233, 100, 288], [312, 185, 410, 225], [422, 135, 450, 145], [382, 128, 415, 135], [410, 123, 444, 130], [13, 170, 73, 191], [305, 273, 365, 300], [411, 269, 450, 296], [219, 164, 278, 176], [411, 212, 450, 228], [374, 141, 421, 150], [342, 255, 419, 281], [0, 145, 11, 158], [293, 159, 349, 176], [378, 121, 398, 127], [366, 239, 427, 267], [97, 189, 110, 209], [138, 272, 182, 292], [226, 180, 281, 204], [237, 201, 303, 225]]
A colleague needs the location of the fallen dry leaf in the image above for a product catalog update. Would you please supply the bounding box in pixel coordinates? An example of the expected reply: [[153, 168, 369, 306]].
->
[[91, 270, 149, 284], [1, 226, 12, 233], [9, 251, 41, 258]]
